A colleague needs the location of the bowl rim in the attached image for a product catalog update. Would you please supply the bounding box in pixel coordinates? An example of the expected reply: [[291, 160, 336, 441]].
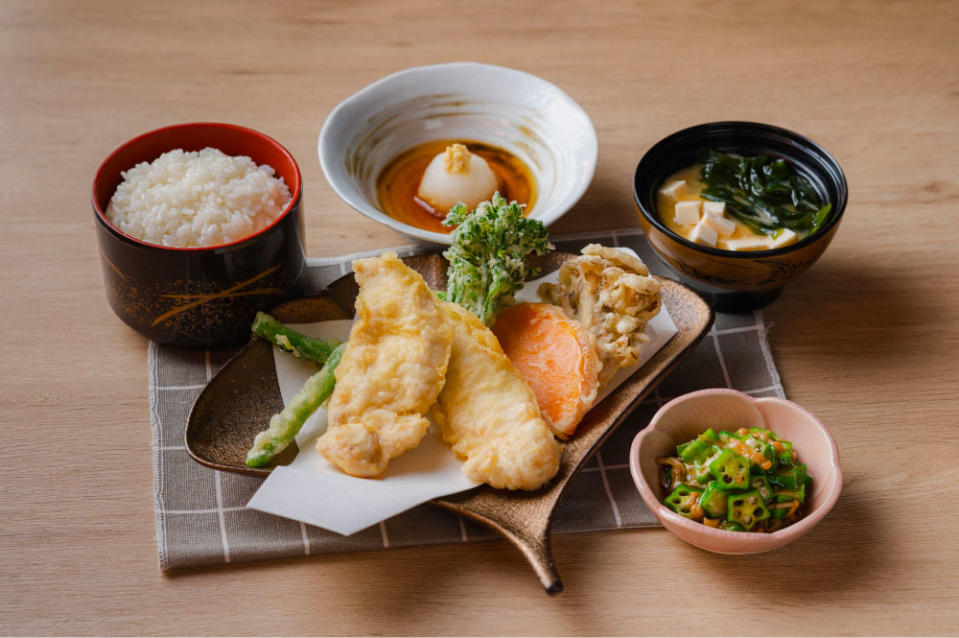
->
[[632, 121, 848, 259], [628, 388, 843, 546], [92, 121, 303, 253], [317, 61, 598, 245]]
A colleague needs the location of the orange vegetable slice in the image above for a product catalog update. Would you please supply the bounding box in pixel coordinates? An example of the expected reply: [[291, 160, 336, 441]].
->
[[493, 303, 599, 439]]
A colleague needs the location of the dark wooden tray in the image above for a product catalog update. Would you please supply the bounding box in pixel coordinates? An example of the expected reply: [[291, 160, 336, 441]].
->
[[186, 252, 714, 593]]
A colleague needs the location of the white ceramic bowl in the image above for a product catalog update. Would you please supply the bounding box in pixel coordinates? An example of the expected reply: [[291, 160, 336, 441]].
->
[[318, 62, 598, 245]]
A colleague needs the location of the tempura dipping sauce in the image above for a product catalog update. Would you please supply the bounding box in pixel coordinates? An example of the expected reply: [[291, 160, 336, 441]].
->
[[376, 140, 536, 234]]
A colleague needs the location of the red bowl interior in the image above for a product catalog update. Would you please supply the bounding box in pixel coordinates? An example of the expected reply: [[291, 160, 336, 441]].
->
[[92, 122, 302, 251]]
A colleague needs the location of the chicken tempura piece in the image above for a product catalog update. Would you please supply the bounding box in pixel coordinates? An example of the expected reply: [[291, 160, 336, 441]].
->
[[315, 253, 452, 477], [432, 301, 561, 490]]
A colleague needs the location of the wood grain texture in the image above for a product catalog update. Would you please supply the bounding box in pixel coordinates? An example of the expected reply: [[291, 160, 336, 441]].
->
[[1, 0, 958, 635]]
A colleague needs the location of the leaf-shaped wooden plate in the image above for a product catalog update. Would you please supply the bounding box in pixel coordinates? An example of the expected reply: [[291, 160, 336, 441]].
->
[[186, 252, 713, 593]]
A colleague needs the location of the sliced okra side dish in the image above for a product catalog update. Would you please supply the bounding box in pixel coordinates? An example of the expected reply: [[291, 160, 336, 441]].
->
[[656, 427, 812, 532]]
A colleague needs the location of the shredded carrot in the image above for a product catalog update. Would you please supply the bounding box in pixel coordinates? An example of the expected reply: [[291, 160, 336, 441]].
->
[[655, 456, 686, 489], [785, 500, 800, 517], [703, 517, 720, 528], [729, 439, 772, 470], [773, 500, 801, 517]]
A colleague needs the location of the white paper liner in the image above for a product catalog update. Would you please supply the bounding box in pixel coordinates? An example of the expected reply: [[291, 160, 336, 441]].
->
[[248, 248, 678, 535]]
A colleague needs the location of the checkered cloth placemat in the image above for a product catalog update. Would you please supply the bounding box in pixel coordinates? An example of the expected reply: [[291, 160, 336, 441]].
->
[[150, 230, 785, 570]]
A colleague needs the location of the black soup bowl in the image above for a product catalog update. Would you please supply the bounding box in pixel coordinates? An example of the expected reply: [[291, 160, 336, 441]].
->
[[92, 122, 307, 347], [633, 122, 847, 313]]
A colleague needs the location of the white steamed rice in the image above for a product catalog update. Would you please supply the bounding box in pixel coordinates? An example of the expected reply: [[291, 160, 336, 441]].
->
[[106, 147, 292, 248]]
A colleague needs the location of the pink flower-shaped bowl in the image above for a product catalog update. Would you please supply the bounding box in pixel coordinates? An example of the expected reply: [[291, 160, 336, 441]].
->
[[629, 389, 842, 554]]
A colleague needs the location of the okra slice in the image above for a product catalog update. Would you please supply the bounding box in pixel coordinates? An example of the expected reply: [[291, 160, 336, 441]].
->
[[720, 521, 746, 532], [769, 463, 807, 489], [718, 430, 742, 445], [762, 442, 780, 471], [777, 440, 796, 466], [664, 484, 704, 519], [678, 438, 711, 463], [771, 506, 792, 521], [689, 463, 713, 485], [679, 429, 720, 463], [727, 489, 771, 531], [751, 474, 773, 502], [771, 486, 805, 520], [774, 485, 806, 504], [699, 481, 728, 518], [689, 448, 724, 484], [708, 449, 751, 490]]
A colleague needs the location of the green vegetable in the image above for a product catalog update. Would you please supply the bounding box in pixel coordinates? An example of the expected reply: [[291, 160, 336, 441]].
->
[[678, 438, 712, 464], [699, 481, 728, 518], [771, 506, 792, 521], [699, 148, 832, 238], [777, 440, 796, 466], [442, 192, 553, 325], [245, 343, 346, 467], [252, 312, 340, 365], [774, 485, 806, 503], [768, 463, 807, 490], [709, 449, 751, 490], [664, 484, 704, 519], [751, 475, 773, 502], [762, 442, 780, 471], [771, 486, 806, 520], [718, 430, 743, 444], [656, 426, 810, 533], [690, 461, 716, 485], [688, 447, 724, 484], [727, 490, 771, 531]]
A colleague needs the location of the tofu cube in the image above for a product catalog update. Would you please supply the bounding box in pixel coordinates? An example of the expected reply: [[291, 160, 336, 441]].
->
[[720, 236, 770, 251], [768, 228, 798, 249], [674, 200, 702, 225], [689, 218, 718, 247], [703, 200, 726, 216], [702, 212, 737, 237], [659, 179, 687, 202]]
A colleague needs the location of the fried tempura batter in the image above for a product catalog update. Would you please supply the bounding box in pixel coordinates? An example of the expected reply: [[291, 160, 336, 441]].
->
[[432, 301, 561, 490], [316, 253, 452, 477], [538, 244, 661, 384]]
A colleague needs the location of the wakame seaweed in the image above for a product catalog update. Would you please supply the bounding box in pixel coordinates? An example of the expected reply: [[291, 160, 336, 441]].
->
[[698, 149, 832, 238]]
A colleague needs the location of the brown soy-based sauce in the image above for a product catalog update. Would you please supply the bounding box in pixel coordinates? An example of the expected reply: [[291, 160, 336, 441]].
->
[[376, 140, 536, 234]]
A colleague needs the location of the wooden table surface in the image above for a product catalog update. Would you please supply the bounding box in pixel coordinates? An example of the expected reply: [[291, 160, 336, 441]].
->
[[3, 1, 958, 635]]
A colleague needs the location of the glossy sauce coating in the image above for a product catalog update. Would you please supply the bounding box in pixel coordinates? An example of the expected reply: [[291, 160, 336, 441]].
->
[[377, 140, 536, 234]]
